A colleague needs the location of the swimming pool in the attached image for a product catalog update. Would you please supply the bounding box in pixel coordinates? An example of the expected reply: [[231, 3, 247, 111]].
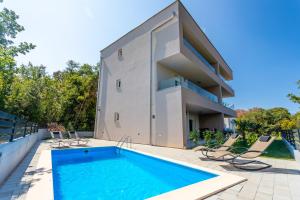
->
[[51, 146, 218, 200]]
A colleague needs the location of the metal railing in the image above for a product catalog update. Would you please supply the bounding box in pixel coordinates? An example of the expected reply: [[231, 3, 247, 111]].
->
[[222, 102, 235, 109], [0, 110, 38, 144], [282, 129, 300, 150], [116, 136, 132, 154]]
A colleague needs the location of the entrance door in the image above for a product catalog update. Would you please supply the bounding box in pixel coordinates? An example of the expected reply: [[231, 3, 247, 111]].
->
[[189, 119, 193, 132]]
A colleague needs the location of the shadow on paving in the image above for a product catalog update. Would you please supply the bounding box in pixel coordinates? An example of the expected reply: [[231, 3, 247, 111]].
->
[[220, 164, 300, 175], [0, 141, 42, 199]]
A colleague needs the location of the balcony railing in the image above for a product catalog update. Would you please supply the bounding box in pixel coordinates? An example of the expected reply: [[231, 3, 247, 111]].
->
[[218, 74, 233, 89], [183, 38, 234, 92], [183, 37, 216, 74], [222, 102, 234, 109], [159, 77, 218, 103]]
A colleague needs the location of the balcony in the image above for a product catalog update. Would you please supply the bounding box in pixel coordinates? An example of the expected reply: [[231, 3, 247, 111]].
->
[[183, 37, 234, 96], [183, 37, 216, 74], [159, 77, 218, 103]]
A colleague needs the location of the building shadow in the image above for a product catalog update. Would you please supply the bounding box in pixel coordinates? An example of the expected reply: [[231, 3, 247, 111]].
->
[[220, 164, 300, 175], [0, 141, 42, 199]]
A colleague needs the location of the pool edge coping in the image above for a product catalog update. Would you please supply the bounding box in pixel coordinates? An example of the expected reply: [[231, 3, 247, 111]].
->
[[25, 146, 247, 200]]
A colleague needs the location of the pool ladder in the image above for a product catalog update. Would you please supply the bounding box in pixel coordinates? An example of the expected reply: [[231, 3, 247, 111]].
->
[[116, 136, 132, 154]]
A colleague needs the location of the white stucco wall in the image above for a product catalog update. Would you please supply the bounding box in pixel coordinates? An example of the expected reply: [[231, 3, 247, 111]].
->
[[95, 3, 181, 146], [154, 86, 184, 148], [0, 129, 46, 185], [77, 131, 94, 138], [157, 64, 178, 84]]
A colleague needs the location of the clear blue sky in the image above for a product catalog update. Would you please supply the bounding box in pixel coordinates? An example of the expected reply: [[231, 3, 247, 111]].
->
[[2, 0, 300, 114]]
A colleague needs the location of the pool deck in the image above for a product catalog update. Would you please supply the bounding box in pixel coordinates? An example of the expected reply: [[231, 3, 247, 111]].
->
[[0, 139, 300, 200]]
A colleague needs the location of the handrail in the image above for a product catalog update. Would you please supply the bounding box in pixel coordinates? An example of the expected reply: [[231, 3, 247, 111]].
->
[[116, 136, 132, 154], [116, 135, 126, 147]]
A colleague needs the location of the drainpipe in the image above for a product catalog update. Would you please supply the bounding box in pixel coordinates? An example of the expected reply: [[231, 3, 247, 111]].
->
[[149, 11, 177, 145], [94, 55, 103, 138]]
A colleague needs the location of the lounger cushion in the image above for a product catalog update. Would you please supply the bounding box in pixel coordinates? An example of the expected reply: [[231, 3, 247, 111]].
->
[[259, 135, 271, 142], [231, 133, 239, 139]]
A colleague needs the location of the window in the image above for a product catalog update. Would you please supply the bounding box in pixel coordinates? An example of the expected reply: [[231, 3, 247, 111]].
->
[[114, 112, 119, 121], [189, 119, 193, 132], [116, 79, 121, 89], [118, 48, 123, 57]]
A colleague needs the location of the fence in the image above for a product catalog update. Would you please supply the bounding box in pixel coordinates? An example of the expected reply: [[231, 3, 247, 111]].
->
[[281, 129, 300, 150], [0, 110, 38, 144]]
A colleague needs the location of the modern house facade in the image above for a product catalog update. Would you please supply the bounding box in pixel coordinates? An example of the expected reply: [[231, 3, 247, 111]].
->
[[95, 1, 236, 149]]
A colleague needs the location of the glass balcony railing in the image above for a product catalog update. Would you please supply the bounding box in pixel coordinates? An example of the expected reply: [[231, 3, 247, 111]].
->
[[183, 37, 216, 74], [183, 38, 234, 92], [222, 102, 234, 109], [218, 73, 233, 88], [158, 77, 218, 103]]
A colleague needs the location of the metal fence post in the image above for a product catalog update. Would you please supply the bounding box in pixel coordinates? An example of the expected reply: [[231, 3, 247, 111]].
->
[[9, 116, 17, 142], [23, 122, 27, 137], [30, 123, 33, 134]]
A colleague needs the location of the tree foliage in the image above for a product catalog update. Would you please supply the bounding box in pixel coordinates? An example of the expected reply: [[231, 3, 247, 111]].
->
[[288, 80, 300, 105], [0, 4, 99, 130], [0, 3, 35, 109], [3, 62, 99, 130], [234, 107, 297, 142]]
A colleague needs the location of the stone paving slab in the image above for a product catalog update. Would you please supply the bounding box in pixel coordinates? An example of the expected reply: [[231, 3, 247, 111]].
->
[[0, 139, 300, 200]]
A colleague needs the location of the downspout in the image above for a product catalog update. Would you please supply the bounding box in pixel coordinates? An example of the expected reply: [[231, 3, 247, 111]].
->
[[149, 11, 177, 145], [94, 55, 103, 138]]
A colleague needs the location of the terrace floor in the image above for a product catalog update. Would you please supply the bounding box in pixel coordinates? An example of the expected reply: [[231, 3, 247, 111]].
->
[[0, 139, 300, 200]]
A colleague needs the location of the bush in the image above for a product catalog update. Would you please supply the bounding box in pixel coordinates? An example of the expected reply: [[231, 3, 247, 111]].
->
[[215, 130, 224, 146], [189, 129, 200, 144], [203, 130, 213, 147], [245, 132, 258, 145]]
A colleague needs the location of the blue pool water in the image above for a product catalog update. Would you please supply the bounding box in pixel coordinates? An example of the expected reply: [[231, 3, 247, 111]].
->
[[52, 147, 217, 200]]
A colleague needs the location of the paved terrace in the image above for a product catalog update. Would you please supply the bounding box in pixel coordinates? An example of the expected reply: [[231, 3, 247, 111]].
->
[[0, 139, 300, 200]]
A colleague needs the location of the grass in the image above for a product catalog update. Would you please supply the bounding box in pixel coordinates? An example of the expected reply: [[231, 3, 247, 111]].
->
[[231, 137, 294, 160], [262, 139, 294, 160]]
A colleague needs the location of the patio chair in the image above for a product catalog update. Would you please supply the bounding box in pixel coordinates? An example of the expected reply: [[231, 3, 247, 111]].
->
[[229, 136, 275, 170], [194, 133, 241, 161], [50, 131, 69, 148], [68, 131, 89, 146], [205, 135, 275, 170]]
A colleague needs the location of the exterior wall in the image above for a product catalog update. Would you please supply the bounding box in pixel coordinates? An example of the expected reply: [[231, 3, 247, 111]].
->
[[154, 87, 184, 148], [96, 32, 152, 144], [77, 131, 94, 138], [157, 64, 178, 84], [95, 1, 235, 149], [0, 129, 45, 185], [199, 113, 224, 131], [95, 2, 180, 146]]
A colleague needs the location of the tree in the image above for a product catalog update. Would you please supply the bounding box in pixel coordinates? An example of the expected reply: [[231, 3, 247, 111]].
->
[[0, 3, 35, 109], [0, 3, 98, 130], [288, 80, 300, 105], [235, 107, 292, 143], [57, 61, 99, 130]]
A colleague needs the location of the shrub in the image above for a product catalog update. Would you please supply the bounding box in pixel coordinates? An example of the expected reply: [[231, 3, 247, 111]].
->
[[189, 129, 200, 144], [215, 130, 224, 146], [203, 130, 213, 147], [245, 132, 258, 146]]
